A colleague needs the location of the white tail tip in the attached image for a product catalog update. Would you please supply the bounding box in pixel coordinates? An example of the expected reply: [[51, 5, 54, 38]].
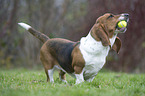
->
[[18, 23, 31, 30]]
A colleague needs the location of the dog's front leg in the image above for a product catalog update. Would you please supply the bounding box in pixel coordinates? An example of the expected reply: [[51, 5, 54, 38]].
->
[[75, 69, 84, 84], [75, 72, 84, 84]]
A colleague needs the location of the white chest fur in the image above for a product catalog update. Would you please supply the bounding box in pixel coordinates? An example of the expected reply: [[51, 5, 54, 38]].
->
[[79, 32, 117, 80]]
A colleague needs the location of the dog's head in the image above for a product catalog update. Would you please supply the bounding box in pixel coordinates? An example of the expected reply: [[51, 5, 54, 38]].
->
[[91, 13, 129, 53], [96, 13, 129, 37]]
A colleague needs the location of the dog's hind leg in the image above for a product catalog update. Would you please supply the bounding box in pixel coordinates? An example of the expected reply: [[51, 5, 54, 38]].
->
[[41, 59, 55, 83], [41, 60, 55, 83], [44, 69, 49, 82], [40, 45, 56, 83], [44, 67, 54, 83], [40, 58, 55, 83], [59, 70, 67, 83], [48, 67, 55, 83]]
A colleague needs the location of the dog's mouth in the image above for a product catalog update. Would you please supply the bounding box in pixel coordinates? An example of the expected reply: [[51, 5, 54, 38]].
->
[[116, 20, 127, 33], [115, 13, 129, 33]]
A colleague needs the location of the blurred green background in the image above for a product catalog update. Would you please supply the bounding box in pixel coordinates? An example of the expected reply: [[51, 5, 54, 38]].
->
[[0, 0, 145, 73]]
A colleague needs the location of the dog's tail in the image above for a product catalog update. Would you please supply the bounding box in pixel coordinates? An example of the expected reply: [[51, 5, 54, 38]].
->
[[18, 23, 49, 43]]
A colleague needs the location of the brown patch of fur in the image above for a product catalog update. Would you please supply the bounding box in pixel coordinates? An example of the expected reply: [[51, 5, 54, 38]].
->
[[91, 23, 111, 46], [71, 45, 85, 74], [28, 28, 49, 43]]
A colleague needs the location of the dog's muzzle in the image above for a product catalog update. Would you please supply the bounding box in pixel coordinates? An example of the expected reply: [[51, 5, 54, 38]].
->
[[116, 13, 129, 33]]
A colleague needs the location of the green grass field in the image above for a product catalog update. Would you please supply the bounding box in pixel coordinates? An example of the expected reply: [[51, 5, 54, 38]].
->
[[0, 69, 145, 96]]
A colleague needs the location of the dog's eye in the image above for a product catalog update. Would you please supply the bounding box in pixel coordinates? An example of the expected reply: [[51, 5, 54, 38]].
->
[[107, 14, 114, 19]]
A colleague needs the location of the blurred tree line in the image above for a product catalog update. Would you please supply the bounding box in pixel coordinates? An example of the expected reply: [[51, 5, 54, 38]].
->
[[0, 0, 145, 73]]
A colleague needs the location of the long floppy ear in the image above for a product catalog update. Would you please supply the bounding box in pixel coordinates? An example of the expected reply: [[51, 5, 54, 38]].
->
[[112, 37, 122, 54], [91, 23, 111, 46]]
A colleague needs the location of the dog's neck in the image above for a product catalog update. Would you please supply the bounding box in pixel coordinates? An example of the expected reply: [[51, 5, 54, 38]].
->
[[80, 32, 117, 54]]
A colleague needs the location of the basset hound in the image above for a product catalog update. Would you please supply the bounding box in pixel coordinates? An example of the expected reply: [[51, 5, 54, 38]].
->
[[18, 13, 129, 84]]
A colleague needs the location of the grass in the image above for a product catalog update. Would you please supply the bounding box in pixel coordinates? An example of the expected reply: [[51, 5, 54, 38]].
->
[[0, 69, 145, 96]]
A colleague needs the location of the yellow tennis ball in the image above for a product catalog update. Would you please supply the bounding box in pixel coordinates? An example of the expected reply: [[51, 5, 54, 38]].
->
[[118, 21, 127, 28]]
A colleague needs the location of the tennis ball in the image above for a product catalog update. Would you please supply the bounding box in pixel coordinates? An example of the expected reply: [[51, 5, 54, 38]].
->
[[118, 21, 127, 28]]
